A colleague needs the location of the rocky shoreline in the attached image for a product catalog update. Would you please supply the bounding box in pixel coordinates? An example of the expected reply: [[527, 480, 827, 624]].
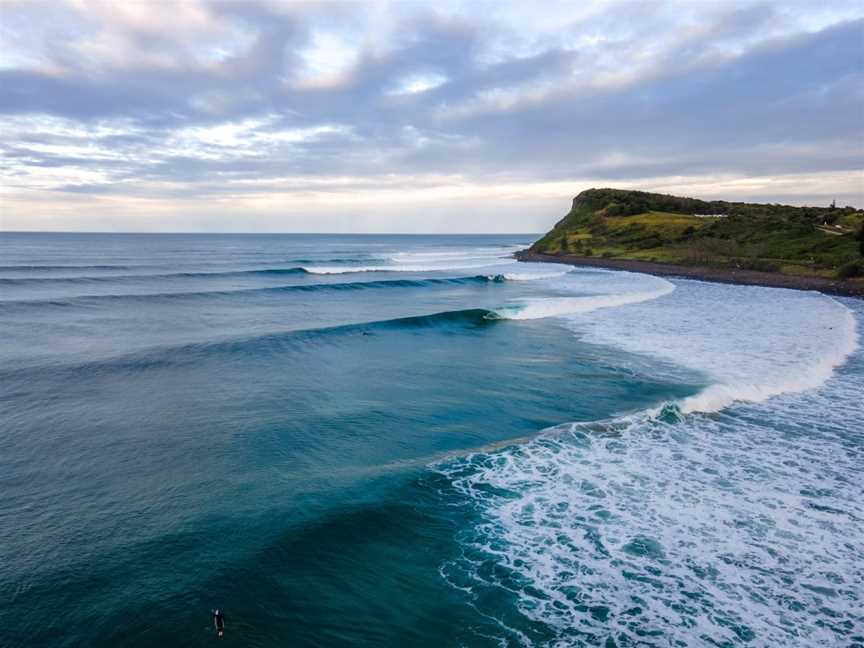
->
[[515, 250, 864, 299]]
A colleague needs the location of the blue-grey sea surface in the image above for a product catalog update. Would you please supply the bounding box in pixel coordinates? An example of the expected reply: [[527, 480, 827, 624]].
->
[[1, 233, 861, 647]]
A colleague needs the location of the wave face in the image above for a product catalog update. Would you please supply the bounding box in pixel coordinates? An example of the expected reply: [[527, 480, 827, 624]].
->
[[0, 266, 311, 286], [436, 281, 864, 647], [0, 275, 505, 311], [2, 232, 862, 648]]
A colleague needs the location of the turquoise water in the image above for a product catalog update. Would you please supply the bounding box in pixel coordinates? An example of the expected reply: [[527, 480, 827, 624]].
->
[[1, 233, 862, 647]]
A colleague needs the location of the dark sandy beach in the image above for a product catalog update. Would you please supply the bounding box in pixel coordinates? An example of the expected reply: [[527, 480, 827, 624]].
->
[[515, 251, 864, 299]]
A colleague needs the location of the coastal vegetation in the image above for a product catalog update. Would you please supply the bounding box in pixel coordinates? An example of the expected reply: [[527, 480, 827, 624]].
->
[[530, 189, 864, 280]]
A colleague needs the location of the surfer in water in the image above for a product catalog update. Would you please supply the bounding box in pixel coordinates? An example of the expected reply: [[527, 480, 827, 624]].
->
[[213, 609, 225, 638]]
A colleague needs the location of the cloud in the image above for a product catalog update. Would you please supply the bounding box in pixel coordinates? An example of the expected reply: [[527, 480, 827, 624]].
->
[[0, 0, 862, 231]]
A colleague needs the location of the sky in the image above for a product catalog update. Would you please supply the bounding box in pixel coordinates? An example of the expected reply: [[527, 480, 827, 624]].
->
[[1, 0, 863, 233]]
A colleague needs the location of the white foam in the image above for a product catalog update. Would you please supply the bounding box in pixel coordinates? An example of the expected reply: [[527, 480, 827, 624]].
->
[[301, 261, 507, 274], [491, 267, 857, 411], [500, 269, 573, 281], [438, 377, 864, 646], [302, 244, 526, 275], [567, 279, 859, 414], [678, 303, 857, 413], [493, 277, 675, 320], [436, 280, 864, 646]]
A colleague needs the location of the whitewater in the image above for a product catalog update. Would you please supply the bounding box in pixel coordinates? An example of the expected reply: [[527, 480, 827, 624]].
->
[[438, 270, 864, 647], [1, 233, 861, 648]]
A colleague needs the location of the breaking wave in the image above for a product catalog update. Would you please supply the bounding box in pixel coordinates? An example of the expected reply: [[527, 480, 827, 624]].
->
[[435, 279, 864, 647], [491, 276, 675, 320], [499, 270, 573, 281], [302, 262, 510, 274], [572, 281, 859, 415], [0, 275, 507, 310], [677, 302, 857, 413], [2, 307, 497, 378]]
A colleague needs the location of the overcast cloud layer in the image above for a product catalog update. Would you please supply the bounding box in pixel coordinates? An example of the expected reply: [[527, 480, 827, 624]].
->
[[1, 0, 863, 232]]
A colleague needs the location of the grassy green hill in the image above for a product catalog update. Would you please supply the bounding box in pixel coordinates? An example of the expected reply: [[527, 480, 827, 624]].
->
[[530, 188, 864, 279]]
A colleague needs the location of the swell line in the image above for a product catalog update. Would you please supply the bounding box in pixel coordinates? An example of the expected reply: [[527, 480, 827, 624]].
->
[[0, 275, 506, 311], [2, 308, 498, 380], [0, 264, 136, 272], [0, 258, 385, 275], [0, 266, 311, 286]]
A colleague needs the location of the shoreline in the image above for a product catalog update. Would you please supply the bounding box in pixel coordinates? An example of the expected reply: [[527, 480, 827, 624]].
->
[[515, 250, 864, 299]]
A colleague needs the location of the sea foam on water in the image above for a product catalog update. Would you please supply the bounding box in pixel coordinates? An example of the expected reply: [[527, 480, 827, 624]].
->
[[438, 276, 864, 647]]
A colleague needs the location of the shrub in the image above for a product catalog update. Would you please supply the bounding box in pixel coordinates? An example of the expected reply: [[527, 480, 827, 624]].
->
[[837, 261, 862, 279], [603, 202, 625, 217], [681, 237, 737, 262], [558, 234, 568, 252], [588, 215, 608, 235], [636, 236, 663, 250]]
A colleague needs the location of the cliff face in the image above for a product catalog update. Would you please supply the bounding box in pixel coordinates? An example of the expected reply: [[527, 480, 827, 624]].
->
[[530, 188, 864, 279]]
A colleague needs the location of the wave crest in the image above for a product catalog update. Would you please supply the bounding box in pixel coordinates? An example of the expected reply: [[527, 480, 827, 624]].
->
[[491, 280, 675, 320], [677, 303, 857, 413], [0, 275, 504, 310]]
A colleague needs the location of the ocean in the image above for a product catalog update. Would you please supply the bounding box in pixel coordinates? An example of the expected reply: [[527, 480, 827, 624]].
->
[[1, 233, 861, 647]]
